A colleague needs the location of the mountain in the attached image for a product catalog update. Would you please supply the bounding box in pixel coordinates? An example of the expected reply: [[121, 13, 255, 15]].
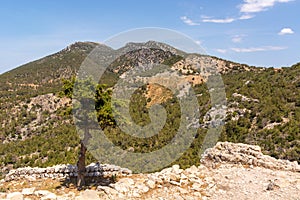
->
[[0, 41, 299, 175], [0, 42, 98, 96]]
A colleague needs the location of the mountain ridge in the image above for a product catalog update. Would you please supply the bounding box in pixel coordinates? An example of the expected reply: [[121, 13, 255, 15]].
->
[[0, 41, 299, 175]]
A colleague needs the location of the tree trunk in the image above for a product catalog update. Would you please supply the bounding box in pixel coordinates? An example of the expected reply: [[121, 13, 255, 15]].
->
[[77, 140, 86, 190], [76, 96, 93, 190]]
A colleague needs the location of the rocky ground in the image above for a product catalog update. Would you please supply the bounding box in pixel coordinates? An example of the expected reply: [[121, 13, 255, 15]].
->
[[1, 142, 299, 200]]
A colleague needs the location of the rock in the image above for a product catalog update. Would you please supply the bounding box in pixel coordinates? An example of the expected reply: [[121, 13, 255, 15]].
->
[[266, 180, 280, 191], [135, 183, 149, 193], [174, 195, 185, 200], [97, 185, 119, 196], [119, 178, 134, 185], [148, 175, 163, 184], [0, 193, 6, 199], [184, 195, 197, 200], [22, 187, 35, 195], [6, 192, 23, 200], [131, 190, 141, 198], [54, 166, 60, 173], [160, 167, 173, 175], [172, 165, 182, 174], [191, 182, 203, 191], [146, 179, 156, 189], [185, 165, 198, 174], [113, 178, 135, 193], [34, 190, 53, 196], [194, 191, 202, 197], [113, 183, 129, 193], [170, 180, 181, 186], [201, 142, 300, 172], [41, 192, 57, 200], [75, 189, 99, 200], [56, 192, 75, 200], [177, 187, 188, 194], [169, 173, 181, 182]]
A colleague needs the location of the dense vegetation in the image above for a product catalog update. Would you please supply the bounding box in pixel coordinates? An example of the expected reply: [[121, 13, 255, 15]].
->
[[0, 42, 299, 174], [0, 42, 97, 142], [221, 65, 300, 160]]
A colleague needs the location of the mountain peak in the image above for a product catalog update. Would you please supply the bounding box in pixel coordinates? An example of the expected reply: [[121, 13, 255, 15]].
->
[[122, 40, 186, 56], [62, 41, 100, 52]]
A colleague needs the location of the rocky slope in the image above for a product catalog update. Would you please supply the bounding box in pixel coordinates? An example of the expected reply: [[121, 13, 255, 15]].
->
[[0, 142, 299, 200], [0, 41, 299, 187]]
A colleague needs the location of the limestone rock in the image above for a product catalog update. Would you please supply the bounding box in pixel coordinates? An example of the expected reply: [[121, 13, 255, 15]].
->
[[0, 193, 6, 199], [4, 163, 132, 182], [22, 187, 35, 195], [201, 142, 300, 172], [75, 190, 99, 200], [41, 192, 57, 200], [6, 192, 23, 200], [146, 179, 156, 189]]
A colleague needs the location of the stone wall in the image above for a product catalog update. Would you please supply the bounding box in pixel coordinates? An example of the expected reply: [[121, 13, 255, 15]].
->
[[4, 162, 132, 182]]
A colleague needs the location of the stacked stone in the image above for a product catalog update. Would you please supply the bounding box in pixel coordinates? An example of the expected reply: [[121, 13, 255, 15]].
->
[[4, 163, 132, 182], [201, 141, 300, 172], [97, 164, 210, 199]]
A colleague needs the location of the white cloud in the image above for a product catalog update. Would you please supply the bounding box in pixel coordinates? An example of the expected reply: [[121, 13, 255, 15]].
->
[[195, 40, 202, 45], [239, 14, 255, 20], [200, 15, 211, 19], [240, 0, 294, 13], [200, 14, 254, 24], [186, 0, 292, 26], [180, 16, 200, 26], [232, 35, 245, 43], [278, 28, 294, 35], [183, 0, 292, 26], [216, 49, 228, 54], [231, 46, 287, 53], [202, 18, 235, 23]]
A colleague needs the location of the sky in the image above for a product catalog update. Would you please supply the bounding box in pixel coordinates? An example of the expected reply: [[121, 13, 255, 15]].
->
[[0, 0, 299, 74]]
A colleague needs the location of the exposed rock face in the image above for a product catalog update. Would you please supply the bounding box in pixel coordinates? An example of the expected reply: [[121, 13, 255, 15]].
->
[[1, 142, 299, 200], [201, 142, 300, 172]]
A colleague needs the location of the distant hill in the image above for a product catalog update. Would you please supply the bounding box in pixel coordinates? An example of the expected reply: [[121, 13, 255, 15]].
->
[[0, 42, 98, 98], [0, 41, 299, 174]]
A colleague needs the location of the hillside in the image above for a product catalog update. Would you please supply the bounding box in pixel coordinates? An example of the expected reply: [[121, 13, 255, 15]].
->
[[0, 41, 299, 175]]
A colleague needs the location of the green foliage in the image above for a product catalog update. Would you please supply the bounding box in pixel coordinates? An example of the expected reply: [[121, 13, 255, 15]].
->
[[95, 84, 115, 128], [0, 124, 85, 168], [60, 77, 75, 98], [162, 55, 183, 66], [0, 48, 299, 173], [220, 64, 300, 162]]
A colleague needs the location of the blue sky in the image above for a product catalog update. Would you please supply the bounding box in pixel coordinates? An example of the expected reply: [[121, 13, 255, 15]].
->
[[0, 0, 299, 73]]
